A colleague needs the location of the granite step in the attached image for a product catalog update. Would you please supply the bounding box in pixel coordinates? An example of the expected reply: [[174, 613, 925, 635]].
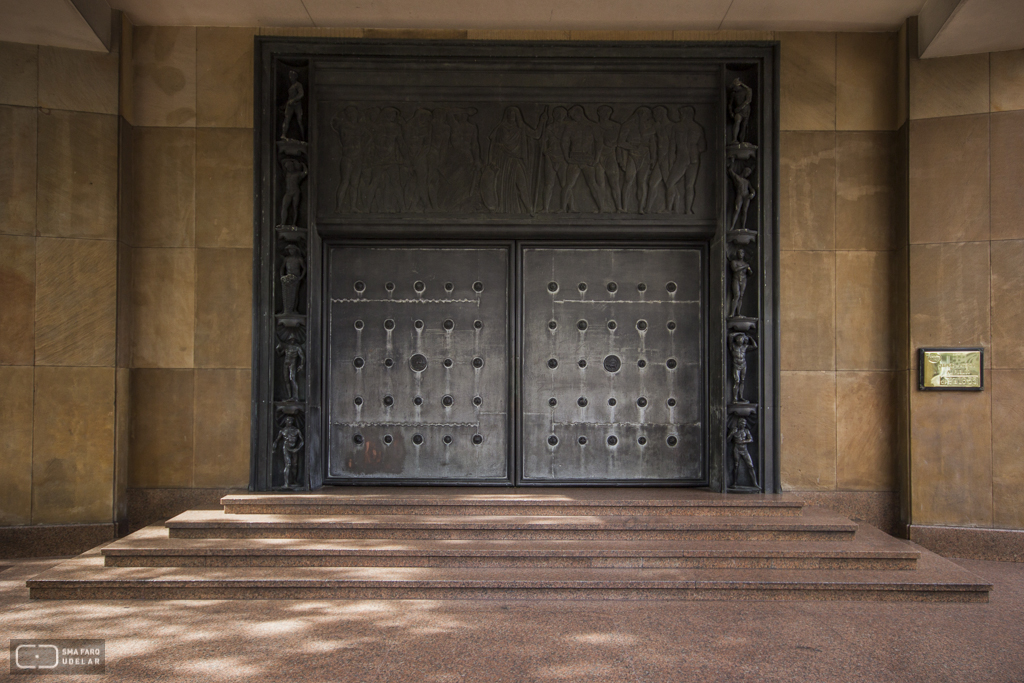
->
[[28, 543, 990, 602], [165, 509, 857, 542], [220, 489, 805, 517], [102, 524, 917, 570]]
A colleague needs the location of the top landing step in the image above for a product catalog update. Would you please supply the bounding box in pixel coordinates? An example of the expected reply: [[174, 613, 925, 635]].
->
[[221, 488, 805, 517]]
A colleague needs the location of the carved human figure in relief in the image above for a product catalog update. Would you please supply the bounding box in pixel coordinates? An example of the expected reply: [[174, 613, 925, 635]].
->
[[596, 106, 624, 212], [538, 107, 569, 212], [728, 162, 756, 231], [728, 248, 753, 318], [425, 107, 452, 209], [728, 77, 753, 146], [332, 106, 363, 212], [729, 331, 758, 404], [561, 106, 605, 212], [366, 107, 408, 213], [645, 106, 675, 213], [728, 417, 760, 488], [280, 244, 306, 315], [443, 108, 482, 210], [405, 108, 435, 211], [617, 106, 656, 213], [666, 106, 705, 214], [274, 416, 303, 489], [280, 158, 308, 226], [277, 340, 306, 401], [484, 106, 545, 214], [281, 70, 305, 140]]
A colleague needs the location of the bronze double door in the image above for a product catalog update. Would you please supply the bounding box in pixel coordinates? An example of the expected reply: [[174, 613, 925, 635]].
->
[[326, 243, 705, 485]]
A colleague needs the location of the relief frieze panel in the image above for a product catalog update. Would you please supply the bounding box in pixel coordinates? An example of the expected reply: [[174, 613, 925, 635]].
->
[[321, 102, 711, 217]]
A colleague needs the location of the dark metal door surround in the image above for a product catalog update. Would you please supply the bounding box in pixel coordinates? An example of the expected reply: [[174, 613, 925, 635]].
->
[[521, 247, 705, 482], [326, 247, 510, 482], [251, 39, 779, 492]]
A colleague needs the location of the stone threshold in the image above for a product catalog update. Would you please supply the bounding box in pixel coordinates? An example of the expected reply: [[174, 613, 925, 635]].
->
[[222, 488, 805, 516], [165, 508, 858, 541]]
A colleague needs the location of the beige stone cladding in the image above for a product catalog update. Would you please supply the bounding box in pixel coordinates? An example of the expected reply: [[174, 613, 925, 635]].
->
[[906, 40, 1024, 530], [777, 32, 901, 528], [125, 25, 254, 498], [0, 38, 122, 533]]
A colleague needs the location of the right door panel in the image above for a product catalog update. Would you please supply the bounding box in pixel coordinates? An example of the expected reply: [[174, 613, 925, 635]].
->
[[521, 247, 705, 483]]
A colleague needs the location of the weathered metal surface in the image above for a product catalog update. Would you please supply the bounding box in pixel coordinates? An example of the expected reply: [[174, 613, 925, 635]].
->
[[325, 247, 510, 481], [321, 102, 710, 217], [521, 247, 705, 482], [251, 39, 780, 492]]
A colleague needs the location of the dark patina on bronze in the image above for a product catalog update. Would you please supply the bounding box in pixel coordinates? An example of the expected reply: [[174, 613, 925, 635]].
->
[[250, 38, 779, 493]]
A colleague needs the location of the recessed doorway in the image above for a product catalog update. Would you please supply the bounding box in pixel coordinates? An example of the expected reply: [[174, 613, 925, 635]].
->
[[249, 39, 778, 493]]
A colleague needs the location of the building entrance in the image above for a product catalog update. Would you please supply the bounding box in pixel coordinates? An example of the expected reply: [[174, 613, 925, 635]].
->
[[249, 39, 778, 493]]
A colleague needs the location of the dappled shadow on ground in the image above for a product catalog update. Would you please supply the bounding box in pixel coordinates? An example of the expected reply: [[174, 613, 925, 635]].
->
[[1, 558, 1023, 682]]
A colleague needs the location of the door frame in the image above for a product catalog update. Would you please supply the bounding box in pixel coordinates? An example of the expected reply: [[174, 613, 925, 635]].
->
[[249, 38, 780, 493]]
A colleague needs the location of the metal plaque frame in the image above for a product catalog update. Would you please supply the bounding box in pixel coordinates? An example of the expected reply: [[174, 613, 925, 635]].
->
[[917, 347, 984, 391], [250, 37, 780, 493]]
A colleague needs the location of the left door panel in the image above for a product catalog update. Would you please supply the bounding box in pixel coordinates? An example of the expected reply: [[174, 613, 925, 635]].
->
[[326, 246, 510, 482]]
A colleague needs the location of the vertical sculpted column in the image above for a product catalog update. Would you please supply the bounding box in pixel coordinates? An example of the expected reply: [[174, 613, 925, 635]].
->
[[725, 71, 763, 492], [272, 63, 310, 489]]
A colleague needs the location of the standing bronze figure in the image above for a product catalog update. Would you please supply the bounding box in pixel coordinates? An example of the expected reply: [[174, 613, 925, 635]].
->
[[280, 158, 308, 226], [281, 70, 305, 140], [274, 416, 304, 489], [728, 248, 753, 318], [729, 331, 758, 404], [277, 340, 306, 401], [728, 162, 756, 231], [728, 77, 753, 146], [280, 244, 306, 315], [728, 417, 760, 488]]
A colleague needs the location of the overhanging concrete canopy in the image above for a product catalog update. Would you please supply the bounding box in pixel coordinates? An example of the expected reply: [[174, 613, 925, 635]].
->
[[0, 0, 112, 52], [1, 0, 1022, 60], [919, 0, 1024, 57]]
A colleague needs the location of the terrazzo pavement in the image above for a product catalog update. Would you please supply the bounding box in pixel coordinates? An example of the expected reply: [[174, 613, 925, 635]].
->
[[2, 554, 1022, 682]]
